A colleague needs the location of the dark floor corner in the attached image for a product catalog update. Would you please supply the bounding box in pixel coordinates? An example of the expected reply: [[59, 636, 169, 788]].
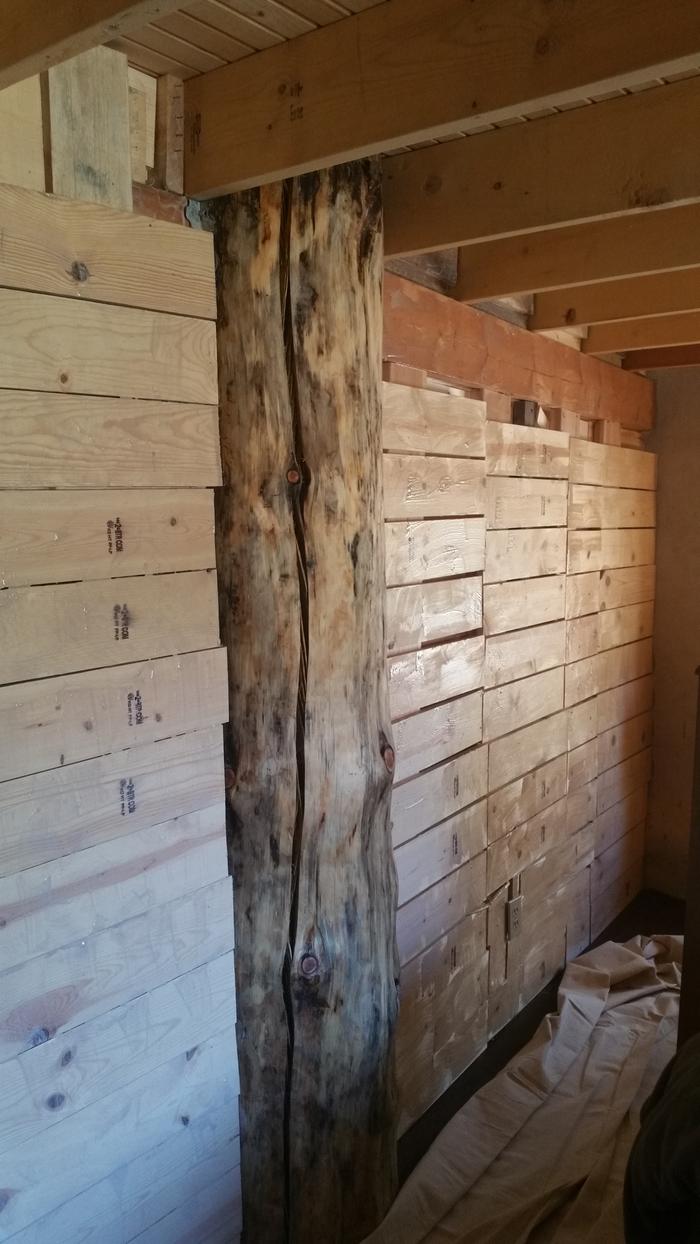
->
[[398, 888, 685, 1183]]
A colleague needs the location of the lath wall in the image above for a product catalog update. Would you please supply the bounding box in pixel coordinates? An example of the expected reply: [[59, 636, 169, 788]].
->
[[383, 379, 657, 1132], [0, 185, 240, 1242]]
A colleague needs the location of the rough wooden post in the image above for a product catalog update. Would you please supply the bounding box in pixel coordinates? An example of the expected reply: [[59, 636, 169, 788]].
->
[[208, 159, 398, 1244]]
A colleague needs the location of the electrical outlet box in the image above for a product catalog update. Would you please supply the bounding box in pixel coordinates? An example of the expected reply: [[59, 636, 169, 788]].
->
[[507, 895, 523, 940]]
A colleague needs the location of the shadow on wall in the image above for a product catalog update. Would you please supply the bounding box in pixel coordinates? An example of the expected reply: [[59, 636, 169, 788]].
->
[[647, 367, 700, 899]]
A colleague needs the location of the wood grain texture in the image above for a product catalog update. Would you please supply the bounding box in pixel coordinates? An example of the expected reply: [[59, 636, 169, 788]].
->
[[0, 726, 223, 875], [598, 601, 655, 652], [0, 392, 222, 489], [0, 289, 217, 403], [485, 423, 569, 478], [598, 711, 653, 774], [0, 182, 216, 318], [391, 747, 488, 849], [384, 273, 654, 430], [394, 801, 487, 905], [484, 574, 565, 635], [388, 636, 485, 718], [487, 755, 568, 844], [597, 748, 652, 815], [382, 381, 485, 457], [385, 577, 482, 655], [383, 453, 485, 518], [483, 667, 564, 742], [0, 646, 228, 782], [568, 484, 656, 529], [0, 489, 215, 586], [385, 517, 485, 584], [569, 440, 657, 489], [395, 858, 487, 966], [488, 710, 568, 791], [567, 527, 656, 574], [487, 477, 568, 528], [566, 571, 600, 619], [594, 787, 648, 857], [599, 564, 656, 610], [393, 690, 483, 782], [0, 569, 220, 683], [0, 77, 45, 190], [484, 620, 566, 688], [484, 527, 567, 583], [597, 675, 654, 734]]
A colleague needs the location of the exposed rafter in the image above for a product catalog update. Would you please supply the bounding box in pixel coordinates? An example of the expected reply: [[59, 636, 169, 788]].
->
[[584, 311, 700, 355], [623, 344, 700, 370], [531, 268, 700, 331], [384, 78, 700, 256], [184, 0, 700, 198], [453, 204, 700, 303], [0, 0, 185, 89]]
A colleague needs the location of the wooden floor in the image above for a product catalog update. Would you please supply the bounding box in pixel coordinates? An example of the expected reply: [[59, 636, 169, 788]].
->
[[398, 887, 685, 1182]]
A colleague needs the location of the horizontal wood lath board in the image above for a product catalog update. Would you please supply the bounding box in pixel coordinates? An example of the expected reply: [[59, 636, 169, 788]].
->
[[487, 755, 568, 844], [385, 577, 482, 655], [485, 423, 569, 479], [0, 183, 216, 318], [393, 690, 483, 782], [394, 802, 486, 906], [486, 477, 568, 528], [484, 575, 565, 635], [385, 518, 485, 585], [568, 484, 656, 529], [567, 528, 656, 574], [395, 859, 487, 966], [0, 289, 218, 402], [391, 747, 488, 849], [0, 489, 215, 586], [570, 439, 657, 490], [484, 527, 567, 583], [0, 647, 228, 782], [384, 273, 654, 430], [388, 637, 485, 719], [0, 726, 224, 874], [0, 568, 220, 682], [383, 454, 485, 519], [0, 392, 222, 489], [382, 381, 485, 457], [484, 620, 566, 688]]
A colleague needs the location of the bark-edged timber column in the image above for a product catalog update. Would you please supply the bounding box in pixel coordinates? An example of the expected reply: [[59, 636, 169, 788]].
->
[[207, 160, 398, 1244]]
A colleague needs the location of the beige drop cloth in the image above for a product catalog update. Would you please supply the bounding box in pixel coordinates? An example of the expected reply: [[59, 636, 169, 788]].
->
[[366, 937, 682, 1244]]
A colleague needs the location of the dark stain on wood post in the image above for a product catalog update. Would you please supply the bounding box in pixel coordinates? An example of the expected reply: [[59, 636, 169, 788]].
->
[[206, 159, 398, 1243]]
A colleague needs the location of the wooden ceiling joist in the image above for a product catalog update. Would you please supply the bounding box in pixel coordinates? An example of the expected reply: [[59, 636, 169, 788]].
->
[[531, 268, 700, 331], [622, 344, 700, 371], [453, 204, 700, 304], [384, 272, 654, 431], [183, 0, 700, 197], [584, 311, 700, 356], [0, 0, 185, 89], [384, 77, 700, 256]]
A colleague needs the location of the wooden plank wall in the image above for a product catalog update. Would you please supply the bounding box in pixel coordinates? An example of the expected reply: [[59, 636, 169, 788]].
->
[[384, 376, 657, 1132], [0, 184, 240, 1243]]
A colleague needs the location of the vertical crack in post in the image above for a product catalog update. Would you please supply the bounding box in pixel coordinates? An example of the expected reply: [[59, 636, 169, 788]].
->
[[280, 177, 310, 1244]]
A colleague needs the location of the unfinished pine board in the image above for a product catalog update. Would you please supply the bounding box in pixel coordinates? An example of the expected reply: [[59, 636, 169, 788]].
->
[[0, 647, 228, 783], [570, 440, 657, 490], [485, 423, 569, 478], [598, 601, 654, 652], [599, 564, 656, 610], [131, 1166, 242, 1244], [566, 614, 600, 663], [0, 289, 218, 404], [0, 727, 223, 876], [394, 801, 487, 906], [568, 738, 599, 792], [383, 454, 485, 519], [0, 489, 216, 586], [565, 653, 600, 707], [598, 712, 653, 774], [487, 754, 568, 844], [484, 620, 566, 688], [391, 746, 488, 848], [0, 807, 228, 972], [567, 780, 598, 835], [484, 527, 567, 582], [396, 857, 487, 966], [483, 574, 565, 635], [385, 517, 485, 585], [566, 572, 600, 619], [567, 528, 656, 574], [0, 183, 216, 319], [382, 381, 485, 458], [0, 947, 235, 1152], [486, 477, 568, 528], [591, 856, 645, 940], [393, 691, 483, 782], [385, 577, 482, 654], [483, 667, 564, 743], [568, 698, 599, 750], [0, 569, 220, 683], [568, 484, 656, 530], [592, 828, 645, 901], [0, 1023, 237, 1234], [597, 675, 654, 735], [487, 796, 567, 892], [597, 748, 652, 815], [594, 787, 648, 857], [0, 392, 222, 489], [598, 638, 654, 694], [388, 636, 484, 719], [488, 710, 568, 792], [0, 78, 45, 190]]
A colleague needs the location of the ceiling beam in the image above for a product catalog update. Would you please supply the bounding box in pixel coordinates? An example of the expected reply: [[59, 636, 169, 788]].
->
[[453, 204, 700, 303], [184, 0, 700, 198], [531, 268, 700, 331], [384, 77, 700, 256], [0, 0, 185, 89], [622, 344, 700, 370], [584, 311, 700, 355]]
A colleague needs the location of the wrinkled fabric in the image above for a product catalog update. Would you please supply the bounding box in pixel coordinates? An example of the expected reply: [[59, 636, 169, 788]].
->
[[364, 936, 682, 1244]]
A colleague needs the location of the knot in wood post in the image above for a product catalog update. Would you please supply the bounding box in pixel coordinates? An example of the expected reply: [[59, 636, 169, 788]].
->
[[299, 953, 320, 979]]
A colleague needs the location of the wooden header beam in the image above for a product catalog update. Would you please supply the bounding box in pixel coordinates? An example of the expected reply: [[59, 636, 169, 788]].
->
[[531, 268, 700, 331], [623, 344, 700, 370], [383, 272, 654, 430], [584, 311, 700, 355], [384, 77, 700, 256], [0, 0, 185, 89], [453, 204, 700, 303], [184, 0, 700, 198]]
